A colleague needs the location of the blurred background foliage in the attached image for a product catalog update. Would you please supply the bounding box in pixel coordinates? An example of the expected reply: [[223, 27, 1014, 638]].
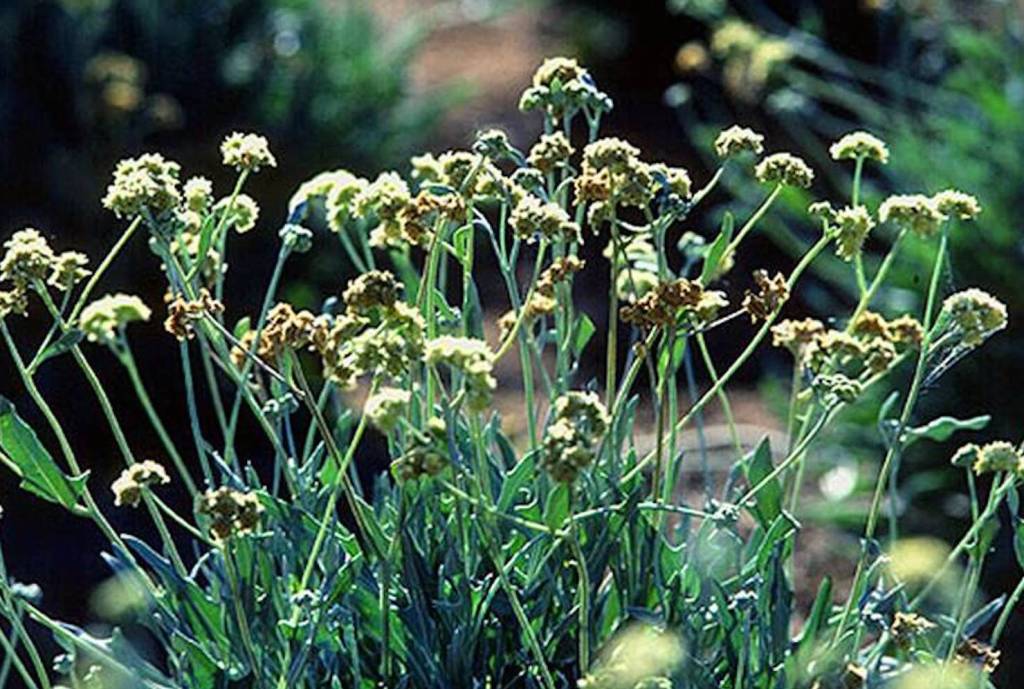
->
[[2, 0, 1024, 683]]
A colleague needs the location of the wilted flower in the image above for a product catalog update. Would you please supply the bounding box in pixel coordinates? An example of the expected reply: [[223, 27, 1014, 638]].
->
[[620, 278, 727, 329], [941, 288, 1007, 347], [932, 189, 981, 221], [102, 153, 181, 219], [536, 256, 585, 298], [878, 194, 945, 237], [829, 131, 889, 164], [754, 152, 814, 188], [540, 391, 609, 482], [365, 387, 411, 434], [111, 460, 170, 507], [833, 205, 874, 261], [890, 612, 935, 647], [164, 288, 223, 341], [1, 228, 55, 288], [424, 336, 496, 412], [79, 293, 151, 343], [197, 486, 264, 541], [955, 639, 1001, 674], [343, 270, 400, 315], [714, 125, 765, 159], [220, 132, 276, 172], [771, 317, 826, 356], [742, 269, 789, 321]]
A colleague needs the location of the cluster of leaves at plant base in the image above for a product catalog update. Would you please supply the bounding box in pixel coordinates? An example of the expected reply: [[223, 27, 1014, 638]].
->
[[0, 56, 1018, 689]]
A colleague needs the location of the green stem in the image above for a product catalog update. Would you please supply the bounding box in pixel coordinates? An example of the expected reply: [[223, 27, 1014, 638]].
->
[[117, 343, 197, 495], [833, 224, 950, 647], [625, 233, 832, 483], [68, 216, 142, 323]]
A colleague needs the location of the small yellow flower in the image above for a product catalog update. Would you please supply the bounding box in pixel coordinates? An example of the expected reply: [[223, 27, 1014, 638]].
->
[[754, 152, 814, 188], [1, 228, 55, 287], [79, 293, 151, 343], [102, 153, 181, 219], [932, 189, 981, 220], [714, 125, 765, 158], [879, 194, 944, 237], [829, 130, 889, 164], [942, 288, 1007, 347], [220, 132, 276, 172], [215, 193, 260, 234], [365, 388, 411, 434], [833, 205, 875, 261]]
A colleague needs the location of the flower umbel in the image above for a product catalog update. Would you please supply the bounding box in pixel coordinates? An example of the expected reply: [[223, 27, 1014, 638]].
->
[[220, 132, 277, 173]]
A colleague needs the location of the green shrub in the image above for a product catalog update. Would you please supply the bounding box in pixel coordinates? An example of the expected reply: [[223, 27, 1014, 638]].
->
[[0, 57, 1019, 689]]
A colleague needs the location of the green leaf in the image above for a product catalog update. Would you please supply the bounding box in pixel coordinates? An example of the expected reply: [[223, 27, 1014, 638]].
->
[[233, 316, 251, 341], [699, 211, 734, 285], [498, 452, 536, 512], [30, 329, 84, 372], [572, 314, 596, 358], [796, 576, 832, 651], [452, 225, 473, 266], [902, 414, 991, 447], [0, 396, 88, 509], [544, 484, 570, 530], [1014, 519, 1024, 571], [743, 436, 782, 528]]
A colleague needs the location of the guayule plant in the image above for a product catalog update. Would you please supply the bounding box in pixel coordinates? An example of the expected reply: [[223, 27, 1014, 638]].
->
[[0, 57, 1018, 689]]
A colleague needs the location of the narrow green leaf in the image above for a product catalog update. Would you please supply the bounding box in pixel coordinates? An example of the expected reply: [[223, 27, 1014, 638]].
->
[[0, 396, 88, 509], [743, 436, 782, 528], [699, 211, 734, 285], [452, 225, 473, 266], [233, 316, 251, 341], [31, 329, 84, 371], [572, 314, 596, 358], [902, 414, 990, 447], [544, 483, 570, 530]]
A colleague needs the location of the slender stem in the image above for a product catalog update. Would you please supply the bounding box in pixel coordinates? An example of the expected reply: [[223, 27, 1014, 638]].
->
[[991, 574, 1024, 646], [606, 216, 621, 408], [720, 184, 782, 266], [68, 216, 142, 323], [117, 343, 197, 495], [569, 486, 591, 672], [832, 224, 950, 647]]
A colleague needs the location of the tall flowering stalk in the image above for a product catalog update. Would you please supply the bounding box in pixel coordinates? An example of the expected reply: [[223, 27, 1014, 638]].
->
[[0, 60, 1017, 689]]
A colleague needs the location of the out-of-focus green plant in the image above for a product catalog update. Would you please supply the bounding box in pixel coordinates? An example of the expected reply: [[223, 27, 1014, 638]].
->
[[0, 56, 1019, 689], [662, 2, 1024, 554], [0, 0, 496, 230]]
